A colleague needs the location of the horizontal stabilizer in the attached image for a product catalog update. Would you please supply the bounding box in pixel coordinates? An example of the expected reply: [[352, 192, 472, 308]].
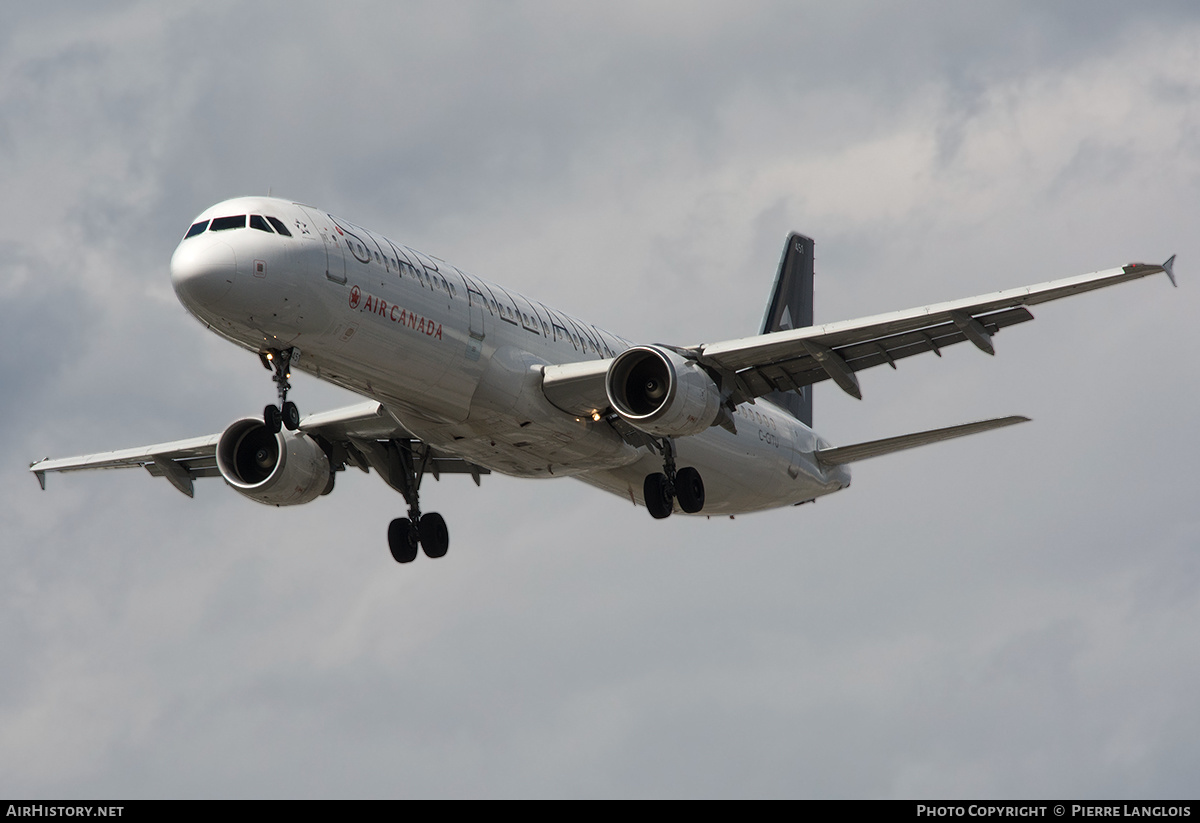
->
[[814, 415, 1030, 466]]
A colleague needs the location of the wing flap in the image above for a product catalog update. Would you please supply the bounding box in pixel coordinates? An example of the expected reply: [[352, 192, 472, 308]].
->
[[814, 416, 1030, 465], [144, 462, 221, 479], [736, 306, 1034, 398]]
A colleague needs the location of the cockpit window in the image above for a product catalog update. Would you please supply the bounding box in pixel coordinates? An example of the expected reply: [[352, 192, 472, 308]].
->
[[185, 220, 209, 238], [249, 215, 274, 233], [209, 215, 246, 231], [266, 216, 292, 236]]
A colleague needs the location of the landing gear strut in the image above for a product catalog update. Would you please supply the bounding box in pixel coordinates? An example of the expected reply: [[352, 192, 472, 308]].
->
[[643, 437, 704, 519], [260, 348, 300, 433], [384, 442, 449, 563]]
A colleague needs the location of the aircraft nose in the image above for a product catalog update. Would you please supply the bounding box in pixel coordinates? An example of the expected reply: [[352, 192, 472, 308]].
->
[[170, 239, 236, 309]]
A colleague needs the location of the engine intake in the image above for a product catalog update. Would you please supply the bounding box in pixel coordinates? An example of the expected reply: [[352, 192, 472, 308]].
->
[[216, 418, 332, 506], [605, 345, 721, 437]]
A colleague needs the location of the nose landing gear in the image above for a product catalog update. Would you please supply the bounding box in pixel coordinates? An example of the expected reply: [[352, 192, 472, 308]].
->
[[643, 437, 705, 519], [259, 348, 301, 433]]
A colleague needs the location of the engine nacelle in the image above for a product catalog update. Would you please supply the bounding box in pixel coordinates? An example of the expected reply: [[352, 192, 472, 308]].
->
[[605, 345, 721, 437], [216, 418, 332, 506]]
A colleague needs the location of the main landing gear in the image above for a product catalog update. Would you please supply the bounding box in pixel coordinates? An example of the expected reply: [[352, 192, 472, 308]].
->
[[385, 443, 449, 564], [259, 348, 300, 433], [643, 437, 705, 519]]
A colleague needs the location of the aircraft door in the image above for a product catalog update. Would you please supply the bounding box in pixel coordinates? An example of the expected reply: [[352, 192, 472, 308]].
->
[[457, 270, 487, 361], [787, 419, 818, 484], [297, 206, 347, 284]]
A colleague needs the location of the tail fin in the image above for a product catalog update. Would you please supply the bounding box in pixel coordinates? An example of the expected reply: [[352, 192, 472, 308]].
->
[[759, 232, 815, 426]]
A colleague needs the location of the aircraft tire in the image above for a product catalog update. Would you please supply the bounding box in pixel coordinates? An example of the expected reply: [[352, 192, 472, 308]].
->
[[419, 513, 449, 558], [675, 467, 705, 513], [282, 401, 300, 431], [264, 404, 282, 434], [388, 517, 419, 563], [644, 473, 673, 519]]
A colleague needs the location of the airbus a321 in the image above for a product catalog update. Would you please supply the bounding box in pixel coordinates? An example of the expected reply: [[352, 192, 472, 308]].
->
[[30, 197, 1177, 563]]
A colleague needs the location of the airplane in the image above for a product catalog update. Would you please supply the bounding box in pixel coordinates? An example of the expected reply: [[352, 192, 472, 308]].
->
[[29, 196, 1177, 563]]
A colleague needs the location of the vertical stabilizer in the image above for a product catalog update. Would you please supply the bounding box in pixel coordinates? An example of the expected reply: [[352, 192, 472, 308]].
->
[[759, 232, 815, 426]]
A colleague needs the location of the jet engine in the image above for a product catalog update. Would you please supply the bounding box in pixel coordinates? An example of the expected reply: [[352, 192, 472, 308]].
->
[[216, 418, 332, 506], [605, 345, 721, 437]]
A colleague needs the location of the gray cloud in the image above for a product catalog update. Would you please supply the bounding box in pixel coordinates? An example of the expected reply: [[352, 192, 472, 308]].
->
[[2, 0, 1198, 799]]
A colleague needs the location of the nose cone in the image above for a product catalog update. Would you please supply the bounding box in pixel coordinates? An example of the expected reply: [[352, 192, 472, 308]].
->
[[171, 238, 236, 311]]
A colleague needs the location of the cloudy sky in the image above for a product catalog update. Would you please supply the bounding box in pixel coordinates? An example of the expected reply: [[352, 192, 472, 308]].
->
[[3, 1, 1198, 799]]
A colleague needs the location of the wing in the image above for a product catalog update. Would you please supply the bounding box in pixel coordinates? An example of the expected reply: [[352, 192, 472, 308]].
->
[[697, 258, 1176, 404], [29, 434, 223, 497], [29, 401, 489, 496], [541, 258, 1176, 414]]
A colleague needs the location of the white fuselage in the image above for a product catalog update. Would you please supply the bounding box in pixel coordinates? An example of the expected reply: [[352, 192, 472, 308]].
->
[[170, 196, 850, 515]]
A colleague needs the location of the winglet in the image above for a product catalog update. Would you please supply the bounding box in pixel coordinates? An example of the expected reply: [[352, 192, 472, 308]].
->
[[33, 467, 46, 490], [1163, 254, 1177, 288]]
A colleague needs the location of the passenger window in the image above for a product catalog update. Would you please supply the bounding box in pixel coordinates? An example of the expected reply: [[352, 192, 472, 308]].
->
[[209, 215, 246, 231], [185, 220, 209, 238], [265, 216, 292, 236], [249, 215, 274, 233]]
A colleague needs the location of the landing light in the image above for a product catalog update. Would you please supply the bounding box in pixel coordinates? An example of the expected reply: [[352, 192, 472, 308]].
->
[[591, 411, 602, 422]]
